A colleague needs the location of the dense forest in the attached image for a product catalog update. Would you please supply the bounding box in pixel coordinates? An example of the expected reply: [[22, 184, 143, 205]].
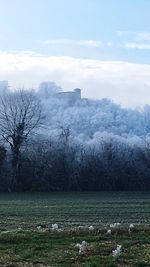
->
[[0, 81, 150, 192]]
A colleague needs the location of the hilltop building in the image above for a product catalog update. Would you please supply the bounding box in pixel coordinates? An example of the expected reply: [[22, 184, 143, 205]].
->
[[55, 88, 81, 103], [38, 82, 82, 104]]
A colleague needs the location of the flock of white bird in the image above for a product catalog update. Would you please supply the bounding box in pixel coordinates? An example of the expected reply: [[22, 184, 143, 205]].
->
[[2, 222, 135, 259], [37, 222, 134, 257]]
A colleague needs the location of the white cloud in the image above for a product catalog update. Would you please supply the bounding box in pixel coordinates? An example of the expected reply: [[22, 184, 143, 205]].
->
[[39, 39, 103, 48], [106, 41, 113, 47], [116, 30, 150, 41], [38, 39, 114, 48], [117, 31, 150, 50], [134, 32, 150, 42], [0, 50, 150, 107], [125, 42, 150, 50], [116, 30, 133, 37]]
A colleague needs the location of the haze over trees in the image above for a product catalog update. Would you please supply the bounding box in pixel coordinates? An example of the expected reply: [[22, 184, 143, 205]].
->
[[0, 81, 150, 192]]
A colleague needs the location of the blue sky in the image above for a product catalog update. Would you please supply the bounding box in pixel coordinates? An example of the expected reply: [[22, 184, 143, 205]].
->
[[0, 0, 150, 106], [0, 0, 150, 62]]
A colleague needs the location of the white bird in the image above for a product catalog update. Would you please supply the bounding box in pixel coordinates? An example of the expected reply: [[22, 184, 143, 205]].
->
[[112, 245, 122, 257], [89, 225, 94, 231], [76, 241, 88, 255], [51, 223, 59, 231], [129, 223, 134, 229]]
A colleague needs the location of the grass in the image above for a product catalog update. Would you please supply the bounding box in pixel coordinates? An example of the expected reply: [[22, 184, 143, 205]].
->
[[0, 192, 150, 266]]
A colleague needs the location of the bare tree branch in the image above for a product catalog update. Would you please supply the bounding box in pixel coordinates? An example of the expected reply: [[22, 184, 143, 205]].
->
[[0, 89, 43, 171]]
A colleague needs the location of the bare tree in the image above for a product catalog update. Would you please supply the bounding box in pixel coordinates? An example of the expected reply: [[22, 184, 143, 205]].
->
[[0, 89, 42, 190]]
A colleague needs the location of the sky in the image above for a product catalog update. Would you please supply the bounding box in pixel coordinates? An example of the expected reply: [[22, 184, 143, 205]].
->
[[0, 0, 150, 107]]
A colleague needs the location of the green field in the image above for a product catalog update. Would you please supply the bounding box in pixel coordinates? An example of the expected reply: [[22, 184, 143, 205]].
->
[[0, 192, 150, 267]]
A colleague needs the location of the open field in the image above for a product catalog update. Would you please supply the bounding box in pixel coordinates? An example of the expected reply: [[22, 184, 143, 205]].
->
[[0, 192, 150, 266], [0, 192, 150, 229]]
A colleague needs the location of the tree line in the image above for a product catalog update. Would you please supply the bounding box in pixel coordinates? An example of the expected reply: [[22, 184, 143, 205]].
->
[[0, 89, 150, 192]]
